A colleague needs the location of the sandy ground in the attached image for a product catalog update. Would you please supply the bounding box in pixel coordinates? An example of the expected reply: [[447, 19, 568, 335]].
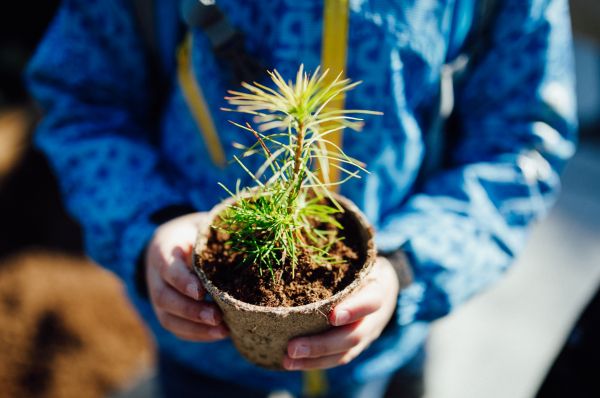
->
[[0, 252, 154, 398]]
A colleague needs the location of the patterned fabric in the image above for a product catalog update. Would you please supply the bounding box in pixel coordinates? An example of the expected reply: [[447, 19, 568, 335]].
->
[[27, 0, 577, 393]]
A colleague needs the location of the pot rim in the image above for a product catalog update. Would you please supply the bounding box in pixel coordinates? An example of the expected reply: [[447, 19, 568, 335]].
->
[[193, 192, 377, 315]]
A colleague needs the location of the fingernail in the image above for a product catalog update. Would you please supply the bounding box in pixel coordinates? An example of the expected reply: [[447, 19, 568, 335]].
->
[[285, 358, 299, 370], [186, 283, 199, 300], [209, 327, 225, 338], [173, 246, 184, 258], [199, 308, 215, 324], [334, 310, 350, 325], [292, 343, 310, 359]]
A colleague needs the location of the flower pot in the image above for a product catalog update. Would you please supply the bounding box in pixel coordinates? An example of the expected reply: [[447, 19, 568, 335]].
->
[[193, 193, 376, 370]]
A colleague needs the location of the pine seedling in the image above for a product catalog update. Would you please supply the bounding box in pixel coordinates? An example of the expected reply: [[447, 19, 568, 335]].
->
[[216, 65, 380, 280]]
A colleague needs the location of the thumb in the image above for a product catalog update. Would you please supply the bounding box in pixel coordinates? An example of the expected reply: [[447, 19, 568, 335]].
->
[[329, 278, 384, 326], [173, 245, 194, 269]]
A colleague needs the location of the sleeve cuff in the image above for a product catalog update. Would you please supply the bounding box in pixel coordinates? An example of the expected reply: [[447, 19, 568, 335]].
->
[[122, 203, 197, 299], [379, 249, 413, 290]]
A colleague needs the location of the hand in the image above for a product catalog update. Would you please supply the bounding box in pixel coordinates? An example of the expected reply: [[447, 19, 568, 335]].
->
[[284, 257, 400, 370], [146, 212, 229, 341]]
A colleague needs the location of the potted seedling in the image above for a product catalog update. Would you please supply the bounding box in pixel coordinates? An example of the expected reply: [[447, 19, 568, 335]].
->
[[194, 65, 380, 369]]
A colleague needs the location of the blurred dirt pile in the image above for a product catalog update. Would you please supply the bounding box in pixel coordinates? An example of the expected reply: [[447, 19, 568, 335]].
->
[[0, 109, 155, 398], [0, 252, 154, 398]]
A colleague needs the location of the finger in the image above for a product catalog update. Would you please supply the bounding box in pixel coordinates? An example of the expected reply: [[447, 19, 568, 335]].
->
[[283, 348, 362, 371], [161, 252, 204, 300], [329, 279, 383, 326], [287, 321, 364, 359], [173, 245, 193, 268], [153, 284, 223, 326], [157, 311, 229, 342]]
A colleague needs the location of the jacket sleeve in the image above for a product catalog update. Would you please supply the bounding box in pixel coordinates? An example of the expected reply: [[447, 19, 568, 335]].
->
[[377, 0, 577, 324], [26, 0, 190, 288]]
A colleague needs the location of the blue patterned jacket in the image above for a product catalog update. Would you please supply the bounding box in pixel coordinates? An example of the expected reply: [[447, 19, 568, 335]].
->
[[27, 0, 577, 393]]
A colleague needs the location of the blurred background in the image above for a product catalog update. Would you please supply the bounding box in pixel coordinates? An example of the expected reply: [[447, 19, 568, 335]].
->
[[0, 1, 598, 397]]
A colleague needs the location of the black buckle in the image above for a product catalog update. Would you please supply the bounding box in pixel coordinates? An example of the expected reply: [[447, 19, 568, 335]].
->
[[180, 0, 265, 84]]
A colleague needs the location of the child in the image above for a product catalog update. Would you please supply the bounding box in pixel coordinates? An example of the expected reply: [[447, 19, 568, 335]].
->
[[27, 0, 577, 396]]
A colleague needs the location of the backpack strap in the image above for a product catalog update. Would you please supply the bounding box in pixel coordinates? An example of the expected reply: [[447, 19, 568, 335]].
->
[[131, 0, 264, 115], [180, 0, 264, 84], [177, 33, 226, 167], [320, 0, 350, 188], [130, 0, 180, 142], [131, 0, 160, 67]]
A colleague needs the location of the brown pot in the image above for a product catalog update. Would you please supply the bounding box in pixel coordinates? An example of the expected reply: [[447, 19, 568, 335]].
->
[[193, 193, 376, 370]]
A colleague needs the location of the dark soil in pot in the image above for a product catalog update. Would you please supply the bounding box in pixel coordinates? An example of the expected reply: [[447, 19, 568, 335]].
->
[[200, 200, 365, 307], [193, 193, 376, 370]]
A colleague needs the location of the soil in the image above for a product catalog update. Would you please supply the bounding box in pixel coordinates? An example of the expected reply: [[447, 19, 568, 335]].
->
[[0, 251, 154, 398], [200, 202, 367, 307]]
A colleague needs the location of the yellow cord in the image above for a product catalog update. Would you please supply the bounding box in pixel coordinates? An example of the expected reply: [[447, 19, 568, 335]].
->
[[319, 0, 350, 190], [303, 368, 330, 397], [177, 34, 226, 168]]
